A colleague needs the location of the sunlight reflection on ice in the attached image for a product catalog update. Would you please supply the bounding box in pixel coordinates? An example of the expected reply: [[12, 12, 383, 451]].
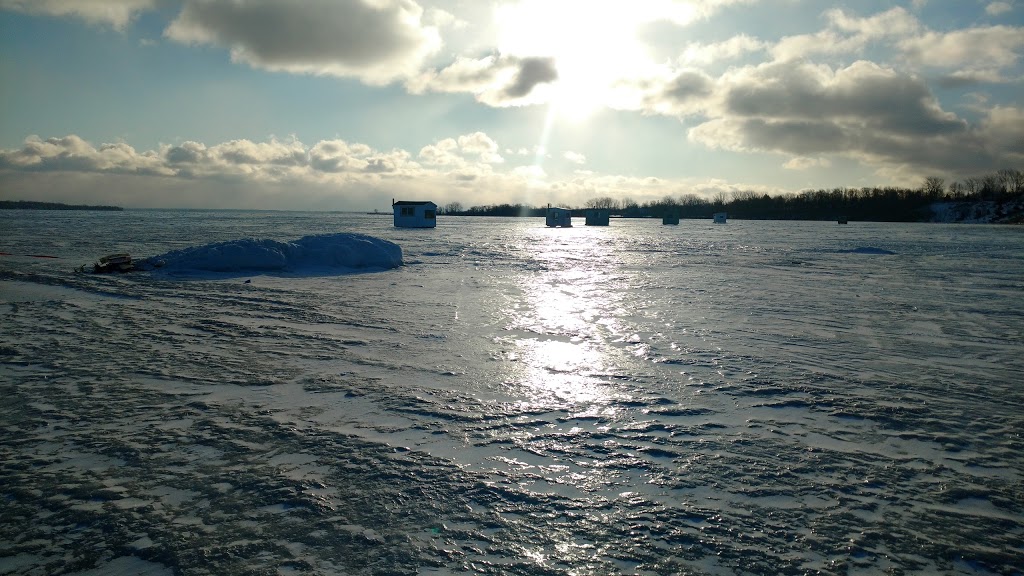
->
[[502, 227, 626, 410]]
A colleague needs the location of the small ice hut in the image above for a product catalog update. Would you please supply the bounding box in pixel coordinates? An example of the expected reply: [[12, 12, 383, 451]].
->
[[392, 200, 437, 228], [663, 214, 680, 225], [546, 207, 572, 227], [713, 212, 727, 224], [585, 209, 610, 226]]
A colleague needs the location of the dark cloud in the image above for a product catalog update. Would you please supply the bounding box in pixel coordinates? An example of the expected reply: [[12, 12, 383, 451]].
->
[[663, 70, 714, 102], [741, 119, 849, 155], [409, 54, 558, 106], [503, 57, 558, 98], [165, 0, 440, 84], [684, 58, 1022, 179], [724, 60, 964, 137]]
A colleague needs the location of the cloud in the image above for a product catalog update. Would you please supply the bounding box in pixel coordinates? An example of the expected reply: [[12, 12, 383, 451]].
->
[[563, 151, 586, 165], [825, 6, 920, 38], [408, 54, 558, 106], [308, 139, 412, 174], [720, 60, 964, 137], [784, 157, 832, 170], [935, 69, 1012, 87], [417, 133, 503, 166], [0, 0, 154, 29], [164, 0, 441, 85], [986, 2, 1013, 16], [899, 25, 1024, 69], [600, 66, 715, 116], [771, 7, 921, 60], [457, 132, 504, 163], [683, 59, 1019, 181], [0, 135, 171, 175], [981, 106, 1024, 158], [502, 57, 559, 98], [0, 133, 772, 210], [679, 35, 767, 65]]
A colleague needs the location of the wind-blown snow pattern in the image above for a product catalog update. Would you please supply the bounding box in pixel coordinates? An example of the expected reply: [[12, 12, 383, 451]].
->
[[138, 233, 402, 274], [1, 210, 1023, 575]]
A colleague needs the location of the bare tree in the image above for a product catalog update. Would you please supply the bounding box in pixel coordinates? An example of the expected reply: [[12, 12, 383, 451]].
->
[[948, 181, 965, 199], [443, 201, 463, 214], [585, 196, 616, 210], [998, 168, 1024, 195], [923, 176, 945, 198], [963, 177, 983, 196], [731, 190, 758, 201]]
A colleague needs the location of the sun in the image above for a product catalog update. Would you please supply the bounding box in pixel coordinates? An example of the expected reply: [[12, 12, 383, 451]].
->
[[494, 0, 659, 122]]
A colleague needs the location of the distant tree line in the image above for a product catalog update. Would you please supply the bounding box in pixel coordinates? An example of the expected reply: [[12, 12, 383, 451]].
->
[[438, 168, 1023, 222], [0, 200, 123, 211]]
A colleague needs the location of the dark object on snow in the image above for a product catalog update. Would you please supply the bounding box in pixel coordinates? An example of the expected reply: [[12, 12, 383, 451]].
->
[[94, 253, 133, 273]]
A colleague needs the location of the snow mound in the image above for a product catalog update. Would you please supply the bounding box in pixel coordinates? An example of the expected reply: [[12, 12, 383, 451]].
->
[[139, 233, 402, 274]]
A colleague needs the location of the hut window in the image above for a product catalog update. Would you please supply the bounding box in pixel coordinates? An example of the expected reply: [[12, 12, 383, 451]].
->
[[401, 206, 415, 216], [425, 210, 435, 219]]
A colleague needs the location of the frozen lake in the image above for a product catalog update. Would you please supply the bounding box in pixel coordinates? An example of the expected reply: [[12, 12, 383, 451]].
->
[[1, 210, 1022, 575]]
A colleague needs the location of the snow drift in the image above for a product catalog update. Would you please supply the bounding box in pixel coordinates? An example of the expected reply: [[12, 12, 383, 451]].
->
[[139, 233, 402, 274]]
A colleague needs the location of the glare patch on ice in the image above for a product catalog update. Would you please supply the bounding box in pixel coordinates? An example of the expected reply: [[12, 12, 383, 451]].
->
[[512, 337, 611, 406]]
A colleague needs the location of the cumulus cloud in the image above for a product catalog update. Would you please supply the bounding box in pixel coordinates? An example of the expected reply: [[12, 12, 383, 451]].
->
[[164, 0, 441, 84], [0, 135, 171, 175], [0, 133, 767, 210], [682, 59, 1018, 180], [771, 8, 921, 61], [408, 54, 558, 106], [899, 25, 1024, 69], [679, 35, 767, 65], [0, 0, 154, 29], [986, 2, 1013, 16], [721, 60, 963, 136], [418, 133, 503, 166], [563, 151, 586, 165]]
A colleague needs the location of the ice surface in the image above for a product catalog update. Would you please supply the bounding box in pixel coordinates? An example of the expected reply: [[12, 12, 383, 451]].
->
[[136, 232, 402, 274], [1, 211, 1022, 575]]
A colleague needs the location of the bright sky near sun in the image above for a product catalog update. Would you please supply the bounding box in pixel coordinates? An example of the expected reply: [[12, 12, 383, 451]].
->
[[0, 0, 1022, 210]]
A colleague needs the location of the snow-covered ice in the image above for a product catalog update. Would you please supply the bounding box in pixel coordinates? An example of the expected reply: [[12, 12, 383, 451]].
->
[[1, 210, 1022, 575]]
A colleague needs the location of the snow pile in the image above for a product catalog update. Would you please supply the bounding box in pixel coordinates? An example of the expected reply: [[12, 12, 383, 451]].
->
[[139, 233, 402, 274]]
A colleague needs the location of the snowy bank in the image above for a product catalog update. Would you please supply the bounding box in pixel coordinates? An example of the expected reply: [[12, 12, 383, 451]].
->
[[138, 233, 402, 274], [929, 198, 1024, 223]]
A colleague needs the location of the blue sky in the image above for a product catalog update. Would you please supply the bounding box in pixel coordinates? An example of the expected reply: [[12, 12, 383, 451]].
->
[[1, 0, 1021, 210]]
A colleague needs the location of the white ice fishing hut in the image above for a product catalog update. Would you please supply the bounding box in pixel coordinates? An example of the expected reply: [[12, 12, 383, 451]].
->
[[713, 212, 727, 224], [393, 200, 437, 228], [585, 209, 610, 226], [546, 207, 572, 227]]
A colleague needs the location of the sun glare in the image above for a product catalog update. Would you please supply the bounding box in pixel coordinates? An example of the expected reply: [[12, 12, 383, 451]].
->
[[495, 0, 656, 122]]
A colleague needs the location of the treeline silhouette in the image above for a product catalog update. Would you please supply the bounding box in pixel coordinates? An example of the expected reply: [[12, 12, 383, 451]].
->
[[441, 169, 1023, 222], [1, 200, 123, 211]]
